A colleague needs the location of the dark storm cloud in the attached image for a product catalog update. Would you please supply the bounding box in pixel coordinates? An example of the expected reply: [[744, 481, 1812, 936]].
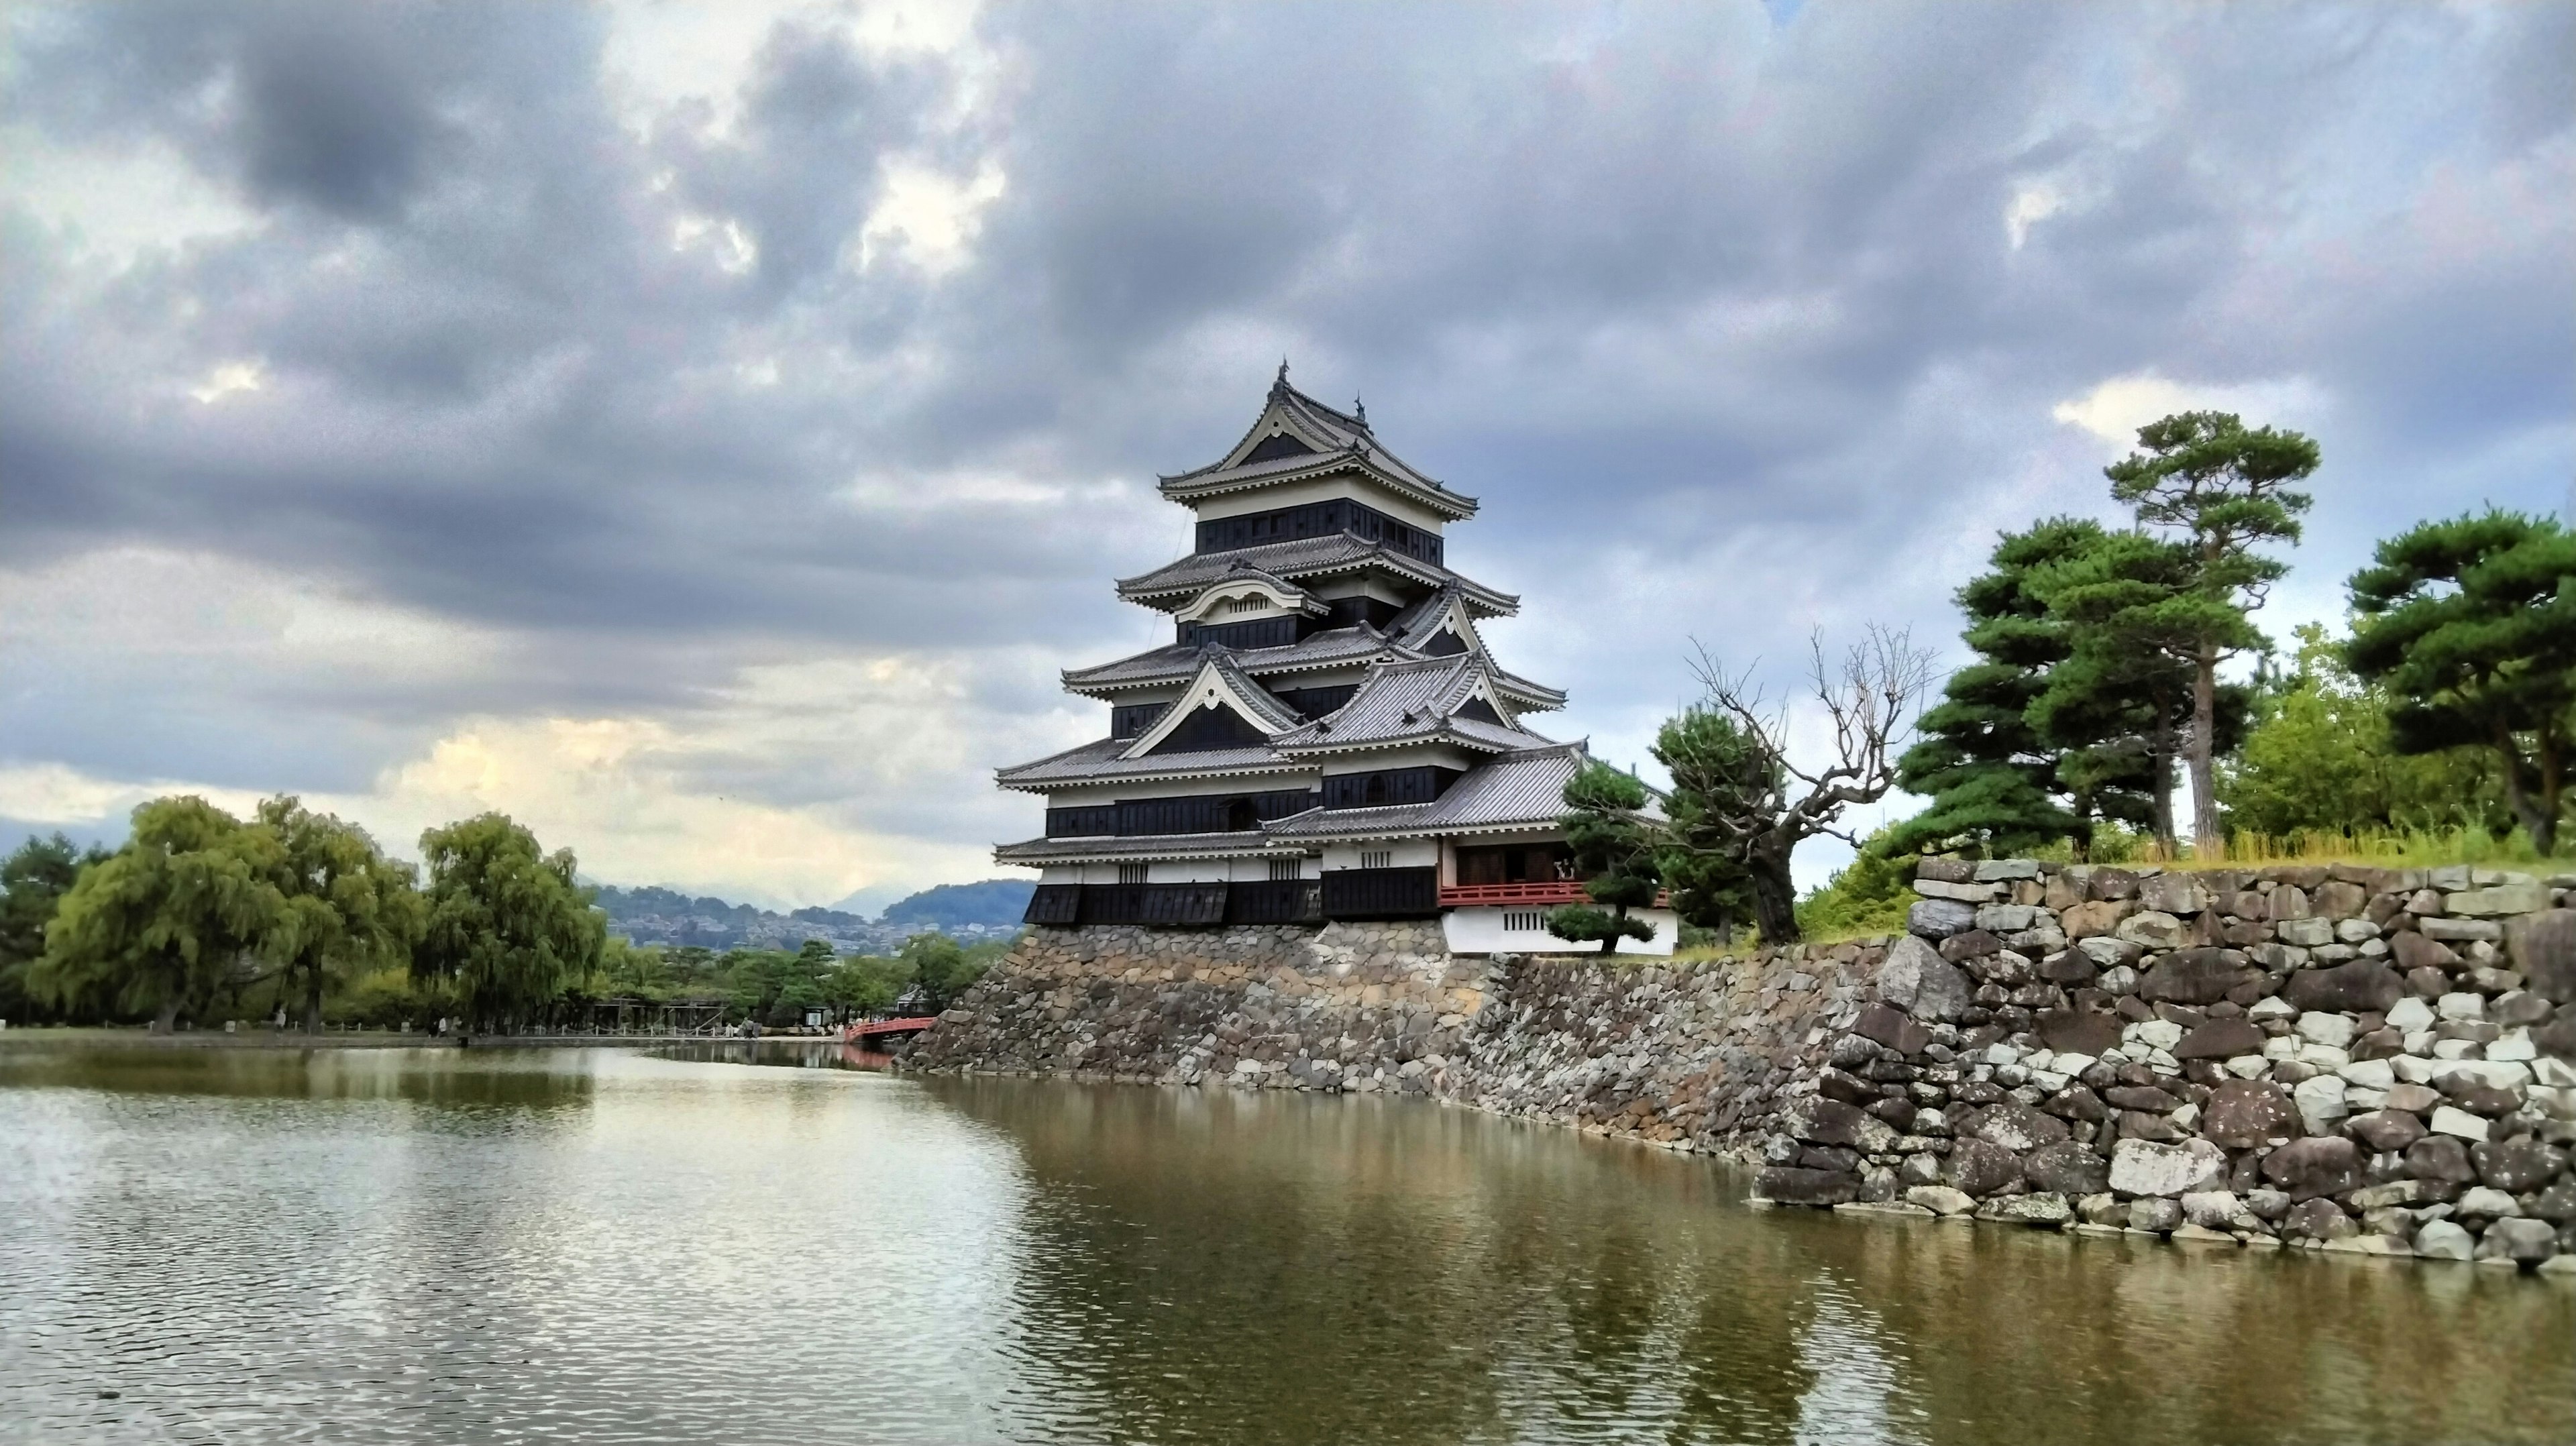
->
[[3, 0, 2570, 862]]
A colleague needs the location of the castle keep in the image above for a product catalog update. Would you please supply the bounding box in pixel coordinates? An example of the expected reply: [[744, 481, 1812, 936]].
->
[[994, 367, 1675, 955]]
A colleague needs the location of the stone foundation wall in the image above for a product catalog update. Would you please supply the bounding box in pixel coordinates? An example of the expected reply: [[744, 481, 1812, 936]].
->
[[908, 861, 2575, 1270], [1752, 860, 2576, 1272], [904, 922, 1489, 1093]]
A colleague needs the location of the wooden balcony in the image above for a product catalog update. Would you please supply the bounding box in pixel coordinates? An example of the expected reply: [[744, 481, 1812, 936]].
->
[[1438, 881, 1672, 908]]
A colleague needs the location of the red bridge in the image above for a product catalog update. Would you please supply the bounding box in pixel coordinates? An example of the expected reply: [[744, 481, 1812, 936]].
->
[[842, 1016, 938, 1044]]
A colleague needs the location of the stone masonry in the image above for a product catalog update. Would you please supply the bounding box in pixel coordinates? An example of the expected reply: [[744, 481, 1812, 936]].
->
[[907, 861, 2576, 1272]]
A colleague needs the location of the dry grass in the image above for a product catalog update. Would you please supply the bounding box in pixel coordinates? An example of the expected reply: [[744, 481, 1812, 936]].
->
[[2084, 823, 2561, 873]]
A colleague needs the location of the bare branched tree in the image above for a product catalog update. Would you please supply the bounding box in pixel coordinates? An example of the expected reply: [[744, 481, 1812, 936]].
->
[[1677, 624, 1937, 944]]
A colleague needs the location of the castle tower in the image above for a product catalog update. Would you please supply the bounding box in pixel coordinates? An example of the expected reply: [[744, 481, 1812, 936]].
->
[[994, 368, 1674, 954]]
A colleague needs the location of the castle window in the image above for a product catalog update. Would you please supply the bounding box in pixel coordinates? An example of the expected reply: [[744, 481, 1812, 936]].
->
[[1117, 863, 1149, 885], [1269, 858, 1301, 881], [1360, 850, 1392, 871]]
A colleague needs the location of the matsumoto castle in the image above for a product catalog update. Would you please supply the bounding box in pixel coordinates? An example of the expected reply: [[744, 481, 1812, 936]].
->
[[996, 367, 1676, 955]]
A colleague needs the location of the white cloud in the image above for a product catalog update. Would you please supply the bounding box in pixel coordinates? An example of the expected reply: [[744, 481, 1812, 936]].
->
[[0, 125, 264, 270], [852, 157, 1007, 276], [2049, 372, 2331, 449], [2003, 177, 2065, 249], [188, 358, 268, 404]]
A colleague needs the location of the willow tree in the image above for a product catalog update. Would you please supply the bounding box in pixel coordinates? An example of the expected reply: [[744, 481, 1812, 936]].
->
[[1544, 761, 1664, 954], [413, 814, 604, 1032], [1, 834, 109, 1023], [32, 797, 282, 1030], [2104, 411, 2318, 846], [2347, 510, 2576, 852], [259, 797, 424, 1032]]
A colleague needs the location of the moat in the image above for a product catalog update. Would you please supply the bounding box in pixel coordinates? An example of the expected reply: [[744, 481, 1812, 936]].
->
[[3, 1042, 2567, 1445]]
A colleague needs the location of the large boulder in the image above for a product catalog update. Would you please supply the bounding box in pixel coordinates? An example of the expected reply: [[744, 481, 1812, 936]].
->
[[1756, 1167, 1858, 1206], [2171, 1017, 2267, 1060], [2035, 1009, 2123, 1057], [1851, 1003, 1931, 1055], [2061, 900, 2134, 940], [2118, 911, 2193, 950], [2200, 1078, 2301, 1149], [2108, 1137, 2226, 1197], [2391, 930, 2461, 974], [2509, 910, 2576, 1003], [1907, 898, 1979, 940], [2282, 1197, 2357, 1241], [1972, 1100, 2072, 1152], [1943, 1138, 2022, 1196], [1784, 1097, 1898, 1153], [2261, 1136, 2363, 1202], [2024, 1139, 2110, 1194], [2472, 1139, 2569, 1193], [2345, 1109, 2428, 1153], [1875, 936, 1972, 1023], [2281, 959, 2405, 1014], [2406, 1135, 2479, 1183], [2138, 948, 2258, 1005]]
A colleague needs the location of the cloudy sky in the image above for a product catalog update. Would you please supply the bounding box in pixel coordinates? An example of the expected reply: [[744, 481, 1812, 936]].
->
[[3, 1, 2569, 911]]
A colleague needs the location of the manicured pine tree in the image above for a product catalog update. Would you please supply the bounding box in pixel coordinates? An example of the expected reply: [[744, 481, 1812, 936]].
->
[[2347, 509, 2576, 852], [1544, 761, 1663, 954], [1887, 517, 2100, 858], [2103, 411, 2319, 848], [1650, 707, 1762, 939]]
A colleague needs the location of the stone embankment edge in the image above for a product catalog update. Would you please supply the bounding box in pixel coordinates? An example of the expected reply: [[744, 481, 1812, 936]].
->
[[904, 863, 2576, 1275]]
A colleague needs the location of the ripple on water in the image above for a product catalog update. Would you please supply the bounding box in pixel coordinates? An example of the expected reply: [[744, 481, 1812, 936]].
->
[[1, 1047, 2569, 1446]]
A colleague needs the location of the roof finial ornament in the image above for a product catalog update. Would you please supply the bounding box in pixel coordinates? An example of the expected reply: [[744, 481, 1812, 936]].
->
[[1353, 394, 1366, 426], [1275, 356, 1289, 388]]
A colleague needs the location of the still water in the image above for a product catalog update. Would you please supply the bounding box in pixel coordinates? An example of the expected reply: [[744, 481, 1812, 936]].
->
[[1, 1041, 2568, 1445]]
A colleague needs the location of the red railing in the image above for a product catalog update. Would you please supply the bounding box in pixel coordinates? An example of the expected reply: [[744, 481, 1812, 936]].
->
[[1437, 882, 1674, 908]]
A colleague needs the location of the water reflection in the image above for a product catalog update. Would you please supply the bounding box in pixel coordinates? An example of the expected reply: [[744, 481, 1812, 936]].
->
[[1, 1046, 2567, 1445]]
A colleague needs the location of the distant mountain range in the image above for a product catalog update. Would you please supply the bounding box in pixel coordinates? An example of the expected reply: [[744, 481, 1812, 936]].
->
[[594, 879, 1033, 954]]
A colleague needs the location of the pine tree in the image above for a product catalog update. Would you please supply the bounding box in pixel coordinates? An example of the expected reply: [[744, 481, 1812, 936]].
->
[[2347, 510, 2576, 852], [1651, 707, 1762, 938], [1544, 761, 1663, 954], [1887, 517, 2099, 856], [2104, 411, 2318, 847]]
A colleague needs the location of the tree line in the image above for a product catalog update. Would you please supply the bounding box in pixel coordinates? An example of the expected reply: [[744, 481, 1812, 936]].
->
[[1543, 409, 2573, 950], [0, 799, 1002, 1032]]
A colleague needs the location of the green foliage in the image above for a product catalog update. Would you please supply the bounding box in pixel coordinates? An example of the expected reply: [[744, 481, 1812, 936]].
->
[[2347, 509, 2576, 852], [1651, 708, 1762, 934], [1792, 830, 1918, 942], [2024, 528, 2251, 848], [1890, 518, 2100, 856], [2220, 623, 2496, 836], [1545, 761, 1662, 953], [257, 797, 424, 1032], [0, 832, 109, 1023], [32, 797, 285, 1028], [899, 931, 991, 1013], [413, 813, 605, 1031], [2102, 410, 2319, 843]]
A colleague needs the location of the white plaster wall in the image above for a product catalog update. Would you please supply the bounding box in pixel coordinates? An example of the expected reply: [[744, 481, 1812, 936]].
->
[[1320, 742, 1479, 777], [1147, 860, 1234, 884], [1322, 839, 1440, 870], [1444, 907, 1677, 956]]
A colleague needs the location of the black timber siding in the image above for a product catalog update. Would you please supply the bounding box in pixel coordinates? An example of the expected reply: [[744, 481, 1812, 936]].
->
[[1193, 499, 1444, 565], [1109, 702, 1170, 739], [1321, 767, 1460, 810], [1075, 883, 1230, 926], [1224, 879, 1322, 925], [1023, 885, 1082, 925], [1270, 683, 1360, 720], [1047, 790, 1319, 839], [1144, 702, 1273, 754], [1321, 867, 1440, 920]]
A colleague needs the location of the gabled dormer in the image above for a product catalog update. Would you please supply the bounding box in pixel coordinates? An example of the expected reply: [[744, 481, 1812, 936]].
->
[[1159, 367, 1479, 560], [1122, 655, 1303, 759]]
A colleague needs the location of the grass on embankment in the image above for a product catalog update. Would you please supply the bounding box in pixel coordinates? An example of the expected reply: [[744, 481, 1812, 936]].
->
[[1663, 823, 2571, 967]]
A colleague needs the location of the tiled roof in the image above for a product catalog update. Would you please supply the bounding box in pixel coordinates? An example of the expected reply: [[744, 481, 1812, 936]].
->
[[1115, 535, 1518, 616], [994, 738, 1311, 789], [994, 831, 1299, 863], [1271, 657, 1557, 754], [1203, 653, 1306, 732], [1265, 744, 1592, 839], [1159, 380, 1477, 520], [1061, 626, 1401, 693]]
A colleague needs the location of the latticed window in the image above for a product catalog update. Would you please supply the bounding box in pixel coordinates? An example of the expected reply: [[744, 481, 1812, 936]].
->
[[1360, 850, 1392, 871], [1504, 911, 1546, 932], [1269, 858, 1301, 881], [1117, 863, 1149, 885], [1226, 596, 1268, 615]]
